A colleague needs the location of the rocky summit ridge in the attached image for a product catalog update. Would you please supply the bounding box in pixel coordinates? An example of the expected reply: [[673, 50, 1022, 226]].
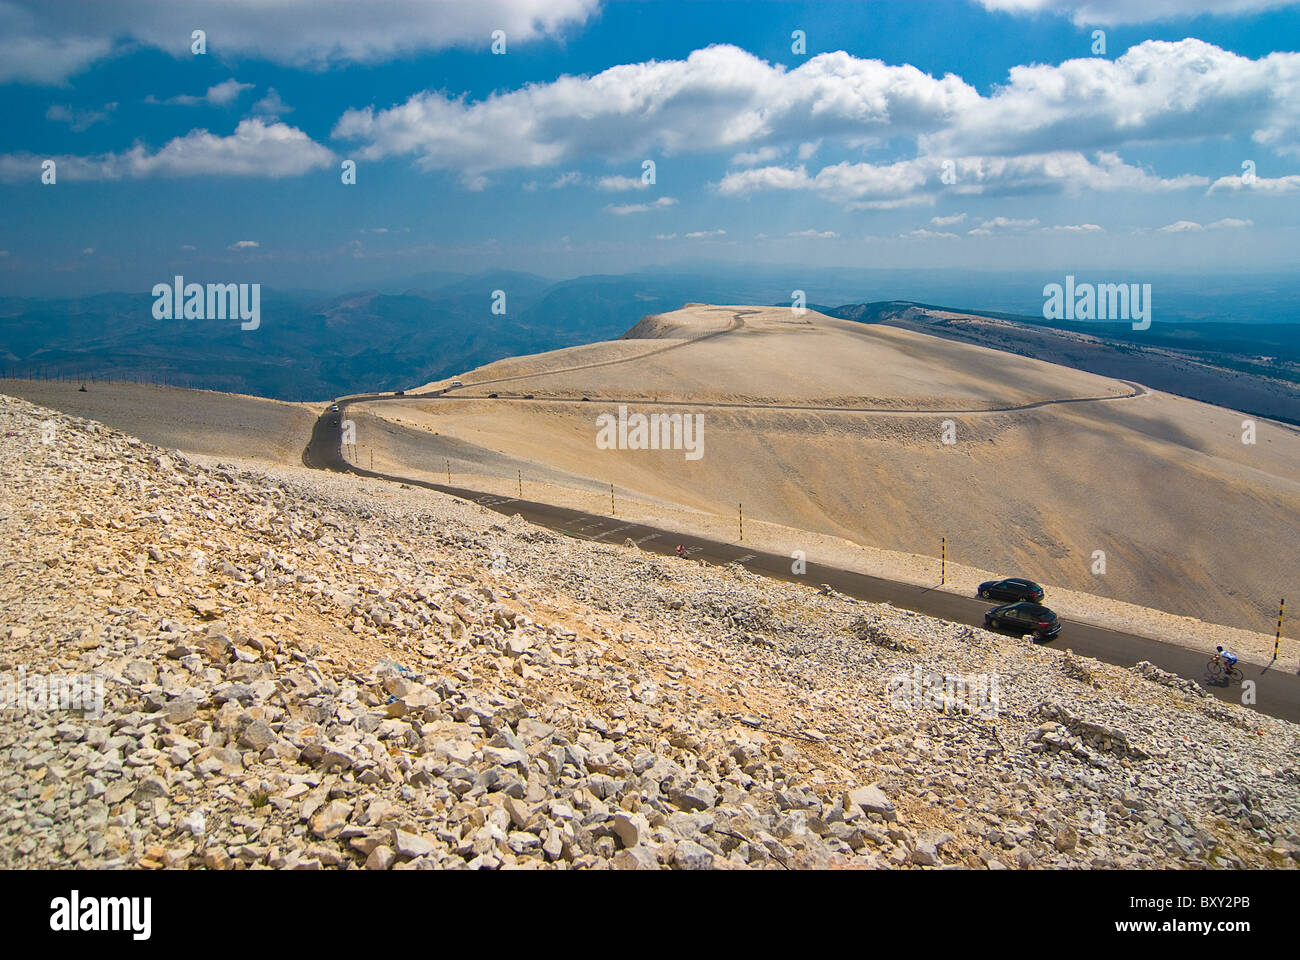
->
[[1, 393, 1298, 870]]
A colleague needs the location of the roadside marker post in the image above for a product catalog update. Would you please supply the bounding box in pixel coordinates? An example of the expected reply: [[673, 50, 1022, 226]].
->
[[610, 482, 615, 516], [518, 469, 522, 498], [1276, 598, 1285, 661], [739, 503, 743, 542], [941, 537, 946, 586], [446, 459, 451, 484]]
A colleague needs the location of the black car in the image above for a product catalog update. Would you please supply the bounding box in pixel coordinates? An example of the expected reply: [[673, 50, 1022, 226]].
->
[[977, 577, 1044, 603], [984, 602, 1061, 640], [394, 389, 405, 396], [523, 394, 535, 399], [488, 393, 499, 398]]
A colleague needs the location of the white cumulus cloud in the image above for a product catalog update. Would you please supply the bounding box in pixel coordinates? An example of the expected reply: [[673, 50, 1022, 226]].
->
[[975, 0, 1300, 26], [148, 79, 254, 107], [596, 175, 647, 191], [252, 88, 293, 119], [923, 39, 1300, 159], [1158, 217, 1253, 231], [1208, 172, 1300, 192], [901, 228, 959, 239], [0, 0, 600, 83], [45, 102, 116, 131], [604, 197, 677, 215], [718, 152, 1203, 208], [0, 118, 335, 182], [731, 146, 786, 167], [333, 45, 978, 176], [1043, 223, 1104, 231], [968, 216, 1040, 235], [332, 38, 1300, 199]]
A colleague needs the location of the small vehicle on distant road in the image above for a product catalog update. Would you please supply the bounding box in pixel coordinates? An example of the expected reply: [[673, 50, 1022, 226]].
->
[[984, 602, 1061, 640], [450, 380, 464, 387], [488, 393, 498, 398], [977, 577, 1044, 603], [523, 394, 535, 399], [394, 389, 404, 396]]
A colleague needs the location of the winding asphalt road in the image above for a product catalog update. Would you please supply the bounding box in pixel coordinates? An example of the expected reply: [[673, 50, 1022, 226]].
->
[[302, 388, 1300, 725]]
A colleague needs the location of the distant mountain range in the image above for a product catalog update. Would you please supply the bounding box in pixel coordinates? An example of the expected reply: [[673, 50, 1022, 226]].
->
[[0, 270, 793, 400], [1, 271, 1297, 419]]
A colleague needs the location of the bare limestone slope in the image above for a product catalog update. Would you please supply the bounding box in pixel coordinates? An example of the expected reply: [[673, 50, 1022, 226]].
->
[[0, 379, 317, 467], [388, 304, 1300, 635], [2, 394, 1298, 870]]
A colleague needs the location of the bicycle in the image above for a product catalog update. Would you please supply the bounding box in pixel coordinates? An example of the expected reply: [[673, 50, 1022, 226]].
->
[[1205, 655, 1243, 685]]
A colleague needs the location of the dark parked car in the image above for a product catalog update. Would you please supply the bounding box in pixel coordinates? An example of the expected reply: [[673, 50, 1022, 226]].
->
[[984, 602, 1061, 640], [488, 393, 498, 398], [523, 394, 535, 399], [394, 389, 405, 396], [977, 577, 1044, 603]]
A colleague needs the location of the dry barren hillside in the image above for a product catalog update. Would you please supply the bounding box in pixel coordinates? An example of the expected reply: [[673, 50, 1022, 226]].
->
[[0, 379, 316, 467], [3, 394, 1298, 870], [379, 305, 1299, 634]]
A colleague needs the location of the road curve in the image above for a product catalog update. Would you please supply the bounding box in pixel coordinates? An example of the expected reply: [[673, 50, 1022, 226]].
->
[[302, 392, 1300, 725], [438, 382, 1147, 417]]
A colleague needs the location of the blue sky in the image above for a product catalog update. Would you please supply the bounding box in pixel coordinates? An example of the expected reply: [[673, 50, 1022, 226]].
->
[[1, 0, 1299, 295]]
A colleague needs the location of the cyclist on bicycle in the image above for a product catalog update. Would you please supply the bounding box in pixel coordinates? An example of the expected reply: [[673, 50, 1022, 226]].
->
[[1213, 645, 1238, 668]]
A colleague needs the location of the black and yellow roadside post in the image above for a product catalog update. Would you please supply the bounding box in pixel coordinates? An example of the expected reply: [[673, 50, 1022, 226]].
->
[[517, 469, 522, 497], [446, 459, 451, 484], [610, 482, 615, 516], [941, 536, 946, 586], [1276, 598, 1285, 661], [739, 503, 743, 542]]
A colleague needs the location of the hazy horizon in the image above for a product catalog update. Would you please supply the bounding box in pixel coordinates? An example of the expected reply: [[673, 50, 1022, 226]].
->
[[5, 264, 1297, 328]]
